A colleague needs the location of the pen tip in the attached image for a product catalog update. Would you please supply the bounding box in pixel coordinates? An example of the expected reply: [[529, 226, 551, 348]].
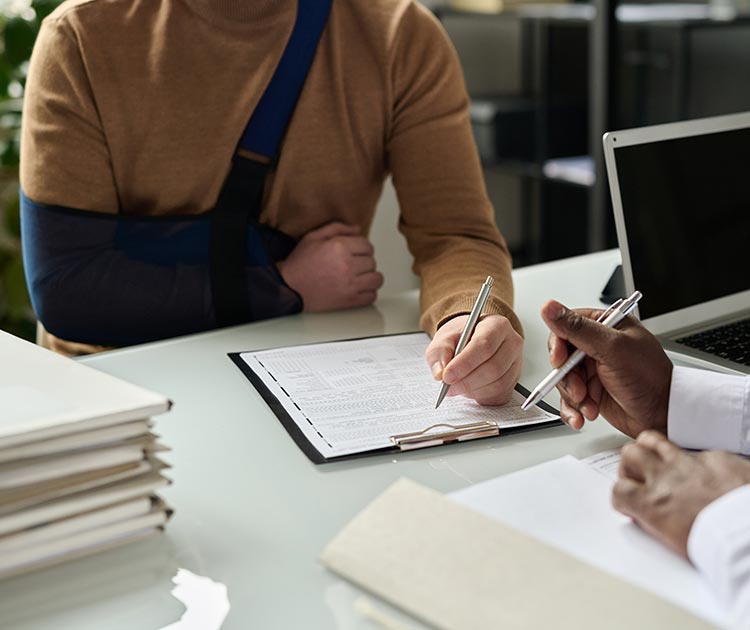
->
[[435, 385, 448, 410]]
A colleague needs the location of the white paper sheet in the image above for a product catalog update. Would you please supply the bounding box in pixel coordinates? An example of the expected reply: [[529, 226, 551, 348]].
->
[[451, 455, 727, 627], [582, 447, 622, 479], [240, 333, 558, 458]]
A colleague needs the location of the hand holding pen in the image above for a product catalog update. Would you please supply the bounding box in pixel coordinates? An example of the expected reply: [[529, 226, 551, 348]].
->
[[426, 276, 524, 409], [522, 292, 643, 411], [528, 292, 674, 438], [434, 276, 494, 408]]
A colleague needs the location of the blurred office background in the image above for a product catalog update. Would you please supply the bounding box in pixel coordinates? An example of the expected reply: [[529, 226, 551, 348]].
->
[[377, 0, 750, 295], [1, 0, 749, 335]]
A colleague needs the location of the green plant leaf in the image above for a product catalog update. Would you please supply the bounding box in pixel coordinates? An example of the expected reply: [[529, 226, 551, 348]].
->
[[3, 193, 21, 238], [3, 17, 37, 68], [2, 254, 31, 320], [0, 136, 19, 167], [0, 57, 13, 97], [32, 0, 61, 23]]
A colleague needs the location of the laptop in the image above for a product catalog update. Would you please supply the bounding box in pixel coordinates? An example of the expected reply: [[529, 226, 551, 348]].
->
[[603, 112, 750, 375]]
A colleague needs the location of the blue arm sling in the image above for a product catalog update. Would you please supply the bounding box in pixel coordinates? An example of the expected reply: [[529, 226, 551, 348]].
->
[[21, 0, 331, 347]]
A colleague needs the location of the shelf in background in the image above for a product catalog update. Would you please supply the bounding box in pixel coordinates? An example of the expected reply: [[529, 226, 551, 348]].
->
[[542, 155, 595, 186]]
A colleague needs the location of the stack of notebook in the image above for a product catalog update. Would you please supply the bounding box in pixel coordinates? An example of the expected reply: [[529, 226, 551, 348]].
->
[[0, 330, 172, 579]]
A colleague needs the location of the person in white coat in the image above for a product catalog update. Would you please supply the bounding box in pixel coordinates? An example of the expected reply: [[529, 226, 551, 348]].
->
[[541, 299, 750, 628]]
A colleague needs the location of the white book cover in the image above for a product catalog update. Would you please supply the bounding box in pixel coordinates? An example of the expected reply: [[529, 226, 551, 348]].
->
[[0, 503, 170, 578], [0, 437, 167, 490], [0, 420, 152, 464], [0, 497, 153, 553], [0, 330, 170, 447], [0, 472, 170, 536], [0, 458, 169, 515]]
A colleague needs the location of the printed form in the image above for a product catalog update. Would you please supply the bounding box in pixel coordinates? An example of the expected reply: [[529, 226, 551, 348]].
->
[[239, 333, 558, 458]]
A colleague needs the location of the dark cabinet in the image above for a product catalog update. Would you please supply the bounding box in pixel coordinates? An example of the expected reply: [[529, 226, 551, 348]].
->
[[438, 6, 750, 266]]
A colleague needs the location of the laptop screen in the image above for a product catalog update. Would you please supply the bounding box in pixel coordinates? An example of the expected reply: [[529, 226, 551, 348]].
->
[[614, 127, 750, 320]]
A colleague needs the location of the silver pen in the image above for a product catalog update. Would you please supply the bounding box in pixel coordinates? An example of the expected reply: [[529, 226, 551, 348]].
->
[[435, 276, 494, 409], [521, 291, 643, 411]]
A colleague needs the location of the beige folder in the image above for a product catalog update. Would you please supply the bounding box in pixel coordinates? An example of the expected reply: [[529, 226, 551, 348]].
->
[[320, 479, 711, 630]]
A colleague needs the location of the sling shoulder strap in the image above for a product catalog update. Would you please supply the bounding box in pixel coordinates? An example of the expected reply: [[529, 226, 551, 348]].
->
[[241, 0, 332, 161], [210, 0, 333, 327]]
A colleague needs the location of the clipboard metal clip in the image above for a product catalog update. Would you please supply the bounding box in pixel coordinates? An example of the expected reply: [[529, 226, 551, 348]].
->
[[390, 421, 499, 451]]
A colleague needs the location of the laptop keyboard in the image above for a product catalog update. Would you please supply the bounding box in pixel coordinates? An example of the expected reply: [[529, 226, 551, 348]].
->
[[676, 317, 750, 366]]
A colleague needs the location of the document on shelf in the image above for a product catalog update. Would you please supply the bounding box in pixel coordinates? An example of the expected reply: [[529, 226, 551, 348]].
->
[[233, 332, 559, 462]]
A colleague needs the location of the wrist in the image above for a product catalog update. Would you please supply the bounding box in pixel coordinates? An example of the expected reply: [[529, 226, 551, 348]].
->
[[656, 361, 673, 433]]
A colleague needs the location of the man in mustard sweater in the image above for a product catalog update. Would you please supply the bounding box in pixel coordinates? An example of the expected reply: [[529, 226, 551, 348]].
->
[[20, 0, 523, 406]]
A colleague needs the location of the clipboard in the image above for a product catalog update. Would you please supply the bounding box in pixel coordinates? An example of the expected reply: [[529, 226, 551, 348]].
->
[[229, 334, 561, 464]]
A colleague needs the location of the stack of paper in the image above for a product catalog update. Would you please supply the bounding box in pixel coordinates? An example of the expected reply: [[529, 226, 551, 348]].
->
[[0, 330, 172, 579]]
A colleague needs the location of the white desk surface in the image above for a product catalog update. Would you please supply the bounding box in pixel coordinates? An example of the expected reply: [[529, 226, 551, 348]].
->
[[0, 249, 630, 629]]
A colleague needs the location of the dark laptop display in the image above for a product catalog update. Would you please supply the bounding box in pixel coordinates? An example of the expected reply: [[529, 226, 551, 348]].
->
[[614, 128, 750, 321]]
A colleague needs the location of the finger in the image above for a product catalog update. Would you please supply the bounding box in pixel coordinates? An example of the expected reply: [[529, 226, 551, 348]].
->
[[547, 333, 570, 369], [579, 398, 600, 421], [555, 365, 587, 406], [557, 365, 588, 405], [618, 444, 644, 482], [425, 321, 465, 380], [559, 398, 585, 430], [338, 236, 375, 257], [557, 386, 599, 424], [450, 359, 522, 406], [347, 290, 377, 308], [442, 319, 514, 384], [307, 222, 360, 240], [636, 430, 676, 460], [619, 442, 661, 482], [350, 255, 376, 275], [586, 373, 604, 404], [540, 301, 621, 362], [612, 477, 645, 516], [446, 346, 516, 399], [355, 271, 384, 293], [556, 358, 586, 407], [579, 373, 602, 419], [578, 366, 603, 421]]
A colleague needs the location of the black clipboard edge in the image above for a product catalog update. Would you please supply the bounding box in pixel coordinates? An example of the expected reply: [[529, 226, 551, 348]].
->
[[229, 338, 562, 466], [230, 352, 330, 464]]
